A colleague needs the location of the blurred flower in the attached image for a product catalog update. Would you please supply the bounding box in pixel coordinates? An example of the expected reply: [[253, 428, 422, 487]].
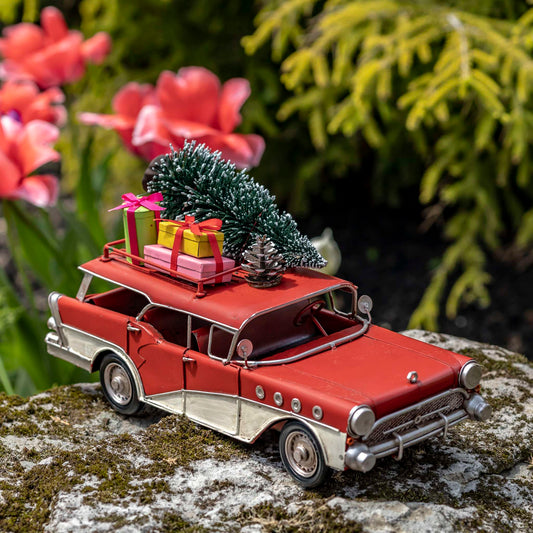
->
[[0, 6, 111, 88], [0, 116, 60, 206], [0, 80, 66, 126], [79, 67, 265, 169], [79, 82, 156, 160], [311, 228, 341, 275]]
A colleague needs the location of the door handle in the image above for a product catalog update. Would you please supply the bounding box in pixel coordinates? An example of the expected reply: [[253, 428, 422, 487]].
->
[[183, 356, 196, 363], [127, 324, 141, 333]]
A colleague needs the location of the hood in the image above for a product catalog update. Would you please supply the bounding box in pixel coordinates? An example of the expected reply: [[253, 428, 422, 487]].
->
[[262, 326, 459, 417]]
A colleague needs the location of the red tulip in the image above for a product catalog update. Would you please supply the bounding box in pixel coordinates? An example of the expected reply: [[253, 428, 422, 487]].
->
[[79, 67, 265, 169], [0, 116, 60, 206], [79, 82, 157, 160], [0, 80, 66, 126], [0, 7, 111, 88]]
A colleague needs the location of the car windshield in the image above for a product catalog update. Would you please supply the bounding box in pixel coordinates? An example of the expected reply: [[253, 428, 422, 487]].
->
[[217, 286, 366, 366]]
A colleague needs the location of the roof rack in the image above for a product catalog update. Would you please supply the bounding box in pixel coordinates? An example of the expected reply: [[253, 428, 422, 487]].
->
[[101, 239, 243, 298]]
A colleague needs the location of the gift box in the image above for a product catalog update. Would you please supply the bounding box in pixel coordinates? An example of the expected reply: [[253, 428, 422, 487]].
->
[[110, 193, 164, 265], [144, 244, 234, 284], [158, 219, 224, 258]]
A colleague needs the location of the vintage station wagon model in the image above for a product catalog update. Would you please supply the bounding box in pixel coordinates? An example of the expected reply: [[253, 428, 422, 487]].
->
[[45, 241, 492, 487]]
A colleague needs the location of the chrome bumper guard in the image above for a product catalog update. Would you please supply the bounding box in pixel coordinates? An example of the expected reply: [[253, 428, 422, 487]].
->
[[345, 393, 491, 473]]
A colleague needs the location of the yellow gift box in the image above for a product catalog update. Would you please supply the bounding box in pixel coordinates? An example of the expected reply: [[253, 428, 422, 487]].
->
[[157, 219, 224, 258]]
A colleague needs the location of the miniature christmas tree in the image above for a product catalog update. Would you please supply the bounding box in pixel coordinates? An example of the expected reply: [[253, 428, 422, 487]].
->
[[145, 141, 326, 268], [242, 235, 285, 288]]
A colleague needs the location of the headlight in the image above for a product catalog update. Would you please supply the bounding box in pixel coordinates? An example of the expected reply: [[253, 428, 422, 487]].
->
[[348, 405, 375, 437], [459, 361, 482, 390]]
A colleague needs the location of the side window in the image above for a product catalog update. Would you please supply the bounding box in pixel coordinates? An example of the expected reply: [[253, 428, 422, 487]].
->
[[189, 317, 233, 358], [82, 276, 150, 318], [327, 288, 356, 317], [141, 307, 188, 346]]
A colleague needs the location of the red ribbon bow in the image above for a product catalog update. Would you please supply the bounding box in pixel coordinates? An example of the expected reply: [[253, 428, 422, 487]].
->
[[110, 192, 164, 264], [174, 215, 222, 235], [164, 216, 224, 281]]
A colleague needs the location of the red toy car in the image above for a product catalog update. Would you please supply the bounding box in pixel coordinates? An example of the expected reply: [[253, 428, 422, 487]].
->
[[45, 241, 492, 487]]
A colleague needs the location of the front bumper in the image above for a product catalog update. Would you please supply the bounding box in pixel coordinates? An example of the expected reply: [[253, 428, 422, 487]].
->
[[345, 391, 491, 472]]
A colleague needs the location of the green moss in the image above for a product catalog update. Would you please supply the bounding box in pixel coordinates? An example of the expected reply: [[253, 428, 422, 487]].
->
[[136, 415, 246, 478], [0, 454, 81, 532], [459, 348, 533, 385], [160, 512, 207, 532], [234, 502, 362, 533], [95, 513, 150, 529], [1, 381, 531, 531], [0, 387, 249, 531]]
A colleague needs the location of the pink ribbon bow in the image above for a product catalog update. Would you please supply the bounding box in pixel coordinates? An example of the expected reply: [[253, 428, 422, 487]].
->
[[109, 192, 164, 213], [110, 192, 164, 263]]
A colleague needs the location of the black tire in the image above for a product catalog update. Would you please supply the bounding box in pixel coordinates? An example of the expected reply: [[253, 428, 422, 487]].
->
[[279, 422, 332, 488], [99, 354, 144, 415]]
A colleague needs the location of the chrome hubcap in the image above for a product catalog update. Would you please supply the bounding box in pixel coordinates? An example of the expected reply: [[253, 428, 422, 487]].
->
[[104, 363, 132, 406], [285, 431, 318, 478]]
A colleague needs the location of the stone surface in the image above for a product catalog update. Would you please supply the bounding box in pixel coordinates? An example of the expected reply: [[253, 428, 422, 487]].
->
[[0, 330, 531, 532]]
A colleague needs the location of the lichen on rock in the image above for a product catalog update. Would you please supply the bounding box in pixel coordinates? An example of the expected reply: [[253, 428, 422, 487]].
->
[[0, 332, 531, 532]]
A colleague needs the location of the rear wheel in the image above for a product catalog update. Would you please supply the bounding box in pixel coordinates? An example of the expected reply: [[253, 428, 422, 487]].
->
[[279, 422, 331, 488], [100, 354, 143, 415]]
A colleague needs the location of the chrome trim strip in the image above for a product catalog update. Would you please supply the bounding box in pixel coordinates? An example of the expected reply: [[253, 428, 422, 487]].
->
[[48, 292, 68, 347], [238, 319, 369, 367], [76, 273, 93, 301], [236, 283, 357, 333]]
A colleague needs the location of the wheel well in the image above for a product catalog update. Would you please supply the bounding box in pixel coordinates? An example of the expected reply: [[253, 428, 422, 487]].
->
[[91, 350, 145, 400], [91, 350, 113, 373]]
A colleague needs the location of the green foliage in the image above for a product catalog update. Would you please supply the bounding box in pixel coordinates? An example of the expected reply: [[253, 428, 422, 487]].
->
[[0, 132, 117, 395], [0, 0, 38, 23], [147, 142, 326, 267], [244, 0, 533, 329]]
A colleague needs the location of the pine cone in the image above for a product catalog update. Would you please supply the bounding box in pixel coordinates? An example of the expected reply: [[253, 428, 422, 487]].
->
[[242, 235, 285, 288]]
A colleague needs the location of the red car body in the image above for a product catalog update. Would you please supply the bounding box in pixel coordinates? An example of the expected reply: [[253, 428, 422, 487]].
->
[[46, 242, 492, 487]]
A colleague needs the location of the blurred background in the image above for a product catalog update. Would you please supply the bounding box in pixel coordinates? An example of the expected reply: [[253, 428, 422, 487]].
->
[[1, 0, 532, 396]]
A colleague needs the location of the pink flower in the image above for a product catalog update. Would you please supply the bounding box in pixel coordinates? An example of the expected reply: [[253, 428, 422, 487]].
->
[[79, 82, 157, 160], [0, 80, 66, 126], [0, 7, 111, 88], [0, 116, 60, 206], [79, 67, 265, 169]]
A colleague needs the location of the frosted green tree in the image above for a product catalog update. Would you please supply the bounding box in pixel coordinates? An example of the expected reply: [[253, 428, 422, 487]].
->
[[146, 142, 326, 268]]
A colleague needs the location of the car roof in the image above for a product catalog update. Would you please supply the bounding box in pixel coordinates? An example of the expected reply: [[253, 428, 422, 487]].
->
[[79, 256, 356, 330]]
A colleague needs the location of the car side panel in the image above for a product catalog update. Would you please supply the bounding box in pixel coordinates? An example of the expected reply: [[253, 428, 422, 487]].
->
[[183, 352, 240, 433], [57, 296, 128, 352]]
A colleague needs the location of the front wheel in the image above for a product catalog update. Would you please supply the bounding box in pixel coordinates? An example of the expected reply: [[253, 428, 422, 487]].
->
[[279, 422, 331, 488], [100, 354, 143, 415]]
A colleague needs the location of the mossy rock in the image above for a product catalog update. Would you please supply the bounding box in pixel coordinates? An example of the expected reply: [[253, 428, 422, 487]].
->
[[0, 332, 531, 532]]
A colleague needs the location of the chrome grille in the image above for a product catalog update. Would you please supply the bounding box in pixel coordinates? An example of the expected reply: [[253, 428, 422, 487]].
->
[[365, 390, 466, 446]]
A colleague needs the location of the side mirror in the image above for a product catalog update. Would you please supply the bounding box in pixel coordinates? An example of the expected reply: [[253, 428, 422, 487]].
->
[[236, 339, 254, 361], [358, 295, 373, 320]]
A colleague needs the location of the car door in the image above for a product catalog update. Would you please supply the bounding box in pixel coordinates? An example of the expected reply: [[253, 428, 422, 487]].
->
[[183, 323, 240, 435], [127, 308, 186, 397]]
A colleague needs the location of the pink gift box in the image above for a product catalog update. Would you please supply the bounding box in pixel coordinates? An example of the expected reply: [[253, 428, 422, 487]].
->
[[144, 244, 234, 284]]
